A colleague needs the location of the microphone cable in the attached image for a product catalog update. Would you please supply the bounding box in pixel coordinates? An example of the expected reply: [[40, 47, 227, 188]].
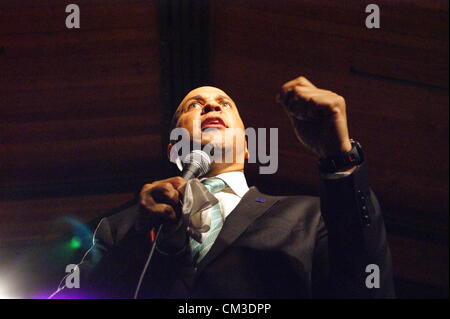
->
[[133, 150, 211, 298], [133, 223, 163, 299]]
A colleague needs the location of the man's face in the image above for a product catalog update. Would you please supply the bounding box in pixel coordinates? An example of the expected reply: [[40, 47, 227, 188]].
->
[[170, 86, 248, 161]]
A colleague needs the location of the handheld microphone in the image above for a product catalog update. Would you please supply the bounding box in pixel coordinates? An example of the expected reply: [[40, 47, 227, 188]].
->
[[181, 149, 212, 180], [134, 150, 211, 299]]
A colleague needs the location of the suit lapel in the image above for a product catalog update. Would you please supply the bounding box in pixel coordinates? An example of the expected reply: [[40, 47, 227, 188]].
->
[[196, 186, 279, 273]]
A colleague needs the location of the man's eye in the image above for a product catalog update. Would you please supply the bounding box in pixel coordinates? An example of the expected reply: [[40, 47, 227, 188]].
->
[[221, 102, 231, 108], [188, 102, 202, 110]]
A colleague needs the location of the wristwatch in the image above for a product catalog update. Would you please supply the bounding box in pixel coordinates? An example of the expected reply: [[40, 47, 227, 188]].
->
[[319, 140, 364, 173]]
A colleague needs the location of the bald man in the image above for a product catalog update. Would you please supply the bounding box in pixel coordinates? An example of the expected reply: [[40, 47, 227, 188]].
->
[[54, 77, 394, 299]]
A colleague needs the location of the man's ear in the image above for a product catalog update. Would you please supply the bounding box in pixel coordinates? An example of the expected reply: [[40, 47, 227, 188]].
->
[[244, 147, 250, 160], [167, 143, 173, 160], [244, 136, 250, 160]]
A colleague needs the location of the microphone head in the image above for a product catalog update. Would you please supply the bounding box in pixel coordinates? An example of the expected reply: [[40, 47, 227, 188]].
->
[[181, 150, 212, 179]]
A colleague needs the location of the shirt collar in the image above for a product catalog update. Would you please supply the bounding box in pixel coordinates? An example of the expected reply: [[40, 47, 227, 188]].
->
[[201, 171, 249, 198]]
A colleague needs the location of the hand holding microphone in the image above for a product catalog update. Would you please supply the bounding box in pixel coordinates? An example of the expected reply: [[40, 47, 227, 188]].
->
[[139, 176, 186, 232], [139, 150, 211, 232]]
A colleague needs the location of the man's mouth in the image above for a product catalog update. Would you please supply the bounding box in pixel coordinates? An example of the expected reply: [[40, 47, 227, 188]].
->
[[201, 117, 227, 130]]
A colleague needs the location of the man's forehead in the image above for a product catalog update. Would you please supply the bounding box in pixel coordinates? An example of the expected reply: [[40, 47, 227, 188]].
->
[[180, 86, 232, 105], [171, 85, 244, 129]]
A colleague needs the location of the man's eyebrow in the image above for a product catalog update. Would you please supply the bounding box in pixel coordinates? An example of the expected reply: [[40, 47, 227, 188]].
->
[[216, 94, 232, 100], [184, 94, 232, 104], [184, 95, 204, 103]]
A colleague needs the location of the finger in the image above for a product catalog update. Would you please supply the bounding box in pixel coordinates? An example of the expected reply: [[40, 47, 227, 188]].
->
[[151, 203, 177, 221], [281, 88, 310, 109], [140, 185, 157, 207], [291, 86, 314, 101], [283, 88, 325, 120], [293, 86, 333, 98], [302, 94, 343, 119], [153, 176, 186, 190], [279, 80, 300, 103], [292, 86, 335, 103], [176, 181, 187, 197], [296, 76, 317, 88], [279, 79, 316, 106], [281, 76, 317, 93], [300, 91, 344, 110], [140, 194, 156, 208], [282, 92, 309, 120], [140, 183, 154, 194], [151, 183, 181, 206], [290, 86, 320, 105]]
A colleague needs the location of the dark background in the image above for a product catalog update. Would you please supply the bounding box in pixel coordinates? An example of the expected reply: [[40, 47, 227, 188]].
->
[[0, 0, 448, 298]]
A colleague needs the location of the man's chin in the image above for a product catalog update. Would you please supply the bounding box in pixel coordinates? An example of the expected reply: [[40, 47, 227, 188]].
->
[[199, 131, 226, 145], [200, 140, 226, 150]]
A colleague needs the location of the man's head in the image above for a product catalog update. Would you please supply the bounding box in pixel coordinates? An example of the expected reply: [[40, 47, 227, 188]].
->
[[168, 86, 249, 175]]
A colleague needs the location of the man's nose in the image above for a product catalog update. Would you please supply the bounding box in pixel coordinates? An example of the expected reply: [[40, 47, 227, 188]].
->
[[201, 102, 222, 114]]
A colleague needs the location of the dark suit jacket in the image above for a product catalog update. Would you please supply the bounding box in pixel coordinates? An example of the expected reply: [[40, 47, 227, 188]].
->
[[61, 163, 395, 298]]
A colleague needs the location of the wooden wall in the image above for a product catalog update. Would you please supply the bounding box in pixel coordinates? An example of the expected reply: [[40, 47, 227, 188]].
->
[[0, 0, 448, 297], [0, 0, 163, 188], [209, 0, 448, 293], [0, 0, 164, 242]]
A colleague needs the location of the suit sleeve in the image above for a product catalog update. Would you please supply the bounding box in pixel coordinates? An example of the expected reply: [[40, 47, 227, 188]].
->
[[312, 162, 395, 298]]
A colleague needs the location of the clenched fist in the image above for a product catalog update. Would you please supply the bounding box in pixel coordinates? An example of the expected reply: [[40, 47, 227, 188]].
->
[[277, 76, 352, 157], [139, 176, 186, 232]]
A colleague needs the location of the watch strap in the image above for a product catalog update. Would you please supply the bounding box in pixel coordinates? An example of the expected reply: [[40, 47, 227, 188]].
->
[[319, 140, 364, 173]]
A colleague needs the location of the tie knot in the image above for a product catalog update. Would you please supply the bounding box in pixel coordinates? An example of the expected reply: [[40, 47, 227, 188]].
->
[[201, 177, 227, 194]]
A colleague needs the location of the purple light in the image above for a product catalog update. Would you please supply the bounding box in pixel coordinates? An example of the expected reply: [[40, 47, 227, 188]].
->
[[32, 290, 97, 299]]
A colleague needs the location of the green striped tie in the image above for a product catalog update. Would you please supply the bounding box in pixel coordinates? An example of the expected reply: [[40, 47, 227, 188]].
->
[[190, 177, 227, 263]]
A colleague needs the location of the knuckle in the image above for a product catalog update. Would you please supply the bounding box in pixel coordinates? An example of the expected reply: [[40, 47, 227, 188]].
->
[[153, 204, 165, 214], [140, 183, 153, 192], [281, 82, 294, 92], [158, 183, 172, 193], [164, 205, 174, 214], [163, 187, 177, 201], [139, 190, 150, 202], [330, 96, 345, 110], [297, 76, 308, 84], [158, 204, 174, 217], [294, 85, 304, 93], [173, 176, 184, 184], [140, 188, 149, 196], [335, 95, 345, 105], [141, 202, 156, 214]]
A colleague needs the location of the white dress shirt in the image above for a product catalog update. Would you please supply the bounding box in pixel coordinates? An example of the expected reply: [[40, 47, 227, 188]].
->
[[200, 171, 250, 220]]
